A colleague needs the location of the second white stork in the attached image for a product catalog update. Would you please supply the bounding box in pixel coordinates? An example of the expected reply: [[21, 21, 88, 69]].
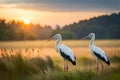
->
[[48, 34, 76, 71], [82, 33, 110, 75]]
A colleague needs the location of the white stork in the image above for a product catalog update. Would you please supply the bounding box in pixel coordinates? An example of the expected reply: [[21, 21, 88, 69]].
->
[[82, 33, 110, 74], [47, 34, 76, 71]]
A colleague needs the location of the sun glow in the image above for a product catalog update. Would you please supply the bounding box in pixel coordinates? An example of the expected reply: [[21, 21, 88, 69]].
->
[[23, 19, 30, 24]]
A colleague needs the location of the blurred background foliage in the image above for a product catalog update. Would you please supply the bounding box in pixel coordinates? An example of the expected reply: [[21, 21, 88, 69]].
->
[[0, 12, 120, 41]]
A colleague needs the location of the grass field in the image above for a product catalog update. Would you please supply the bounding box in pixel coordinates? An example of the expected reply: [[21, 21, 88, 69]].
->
[[0, 40, 120, 80]]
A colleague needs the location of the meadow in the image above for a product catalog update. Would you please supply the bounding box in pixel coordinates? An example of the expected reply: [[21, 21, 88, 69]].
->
[[0, 40, 120, 80]]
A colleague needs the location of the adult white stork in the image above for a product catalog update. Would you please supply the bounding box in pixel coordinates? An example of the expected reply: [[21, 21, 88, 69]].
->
[[47, 34, 76, 71], [82, 33, 110, 74]]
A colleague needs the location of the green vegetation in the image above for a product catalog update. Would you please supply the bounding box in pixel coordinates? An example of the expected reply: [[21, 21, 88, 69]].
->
[[62, 12, 120, 39], [0, 19, 52, 41], [0, 53, 61, 80], [0, 12, 120, 41], [0, 40, 120, 80], [0, 52, 120, 80]]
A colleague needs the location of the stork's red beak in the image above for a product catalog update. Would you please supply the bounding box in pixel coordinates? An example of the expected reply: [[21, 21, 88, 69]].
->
[[46, 37, 54, 42], [81, 35, 89, 39]]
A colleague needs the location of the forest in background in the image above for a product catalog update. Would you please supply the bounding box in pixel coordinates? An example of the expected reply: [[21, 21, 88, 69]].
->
[[0, 12, 120, 41]]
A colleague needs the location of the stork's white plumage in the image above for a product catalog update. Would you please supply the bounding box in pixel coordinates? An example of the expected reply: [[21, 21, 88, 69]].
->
[[48, 34, 76, 71], [82, 33, 110, 74]]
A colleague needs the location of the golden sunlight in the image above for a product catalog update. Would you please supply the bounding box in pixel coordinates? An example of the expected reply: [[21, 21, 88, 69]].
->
[[23, 18, 30, 24]]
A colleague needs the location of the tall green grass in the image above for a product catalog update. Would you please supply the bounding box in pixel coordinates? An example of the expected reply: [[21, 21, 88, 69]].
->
[[0, 52, 60, 80], [0, 40, 120, 80], [0, 52, 120, 80]]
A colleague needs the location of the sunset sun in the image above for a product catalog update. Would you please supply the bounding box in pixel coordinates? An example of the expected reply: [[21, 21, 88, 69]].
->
[[23, 19, 30, 24]]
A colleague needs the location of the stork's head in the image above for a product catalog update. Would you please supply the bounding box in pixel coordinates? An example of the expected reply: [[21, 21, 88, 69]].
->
[[47, 34, 62, 41], [88, 33, 95, 38], [53, 34, 62, 39], [82, 33, 95, 39]]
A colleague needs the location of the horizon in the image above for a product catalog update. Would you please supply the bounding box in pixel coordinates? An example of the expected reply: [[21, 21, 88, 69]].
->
[[0, 12, 119, 28], [0, 0, 120, 28]]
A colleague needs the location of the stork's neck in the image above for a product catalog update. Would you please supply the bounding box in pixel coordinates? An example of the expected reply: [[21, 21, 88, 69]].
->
[[89, 36, 95, 48], [55, 38, 61, 48]]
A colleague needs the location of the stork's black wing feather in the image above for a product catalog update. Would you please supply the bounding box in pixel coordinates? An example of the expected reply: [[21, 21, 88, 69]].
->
[[60, 49, 76, 65], [93, 51, 110, 65]]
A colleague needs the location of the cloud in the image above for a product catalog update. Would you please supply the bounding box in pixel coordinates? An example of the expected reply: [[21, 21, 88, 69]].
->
[[0, 0, 120, 12]]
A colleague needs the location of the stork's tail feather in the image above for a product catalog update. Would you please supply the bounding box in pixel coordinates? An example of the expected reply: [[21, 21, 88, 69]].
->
[[106, 60, 110, 65], [72, 61, 76, 65]]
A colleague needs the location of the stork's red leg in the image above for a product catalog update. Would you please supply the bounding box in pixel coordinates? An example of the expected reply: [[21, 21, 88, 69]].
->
[[64, 60, 68, 72], [64, 60, 66, 71], [66, 61, 68, 71], [96, 60, 98, 75], [101, 62, 104, 76]]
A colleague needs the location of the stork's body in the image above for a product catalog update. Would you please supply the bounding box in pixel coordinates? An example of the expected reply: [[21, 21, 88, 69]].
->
[[82, 33, 110, 74], [48, 34, 76, 71]]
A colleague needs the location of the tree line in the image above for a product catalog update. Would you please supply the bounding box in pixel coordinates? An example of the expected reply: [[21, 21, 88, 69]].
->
[[62, 12, 120, 39], [0, 19, 52, 41], [0, 12, 120, 41]]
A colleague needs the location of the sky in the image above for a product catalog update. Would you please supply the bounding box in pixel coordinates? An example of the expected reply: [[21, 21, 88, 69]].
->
[[0, 0, 120, 27]]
